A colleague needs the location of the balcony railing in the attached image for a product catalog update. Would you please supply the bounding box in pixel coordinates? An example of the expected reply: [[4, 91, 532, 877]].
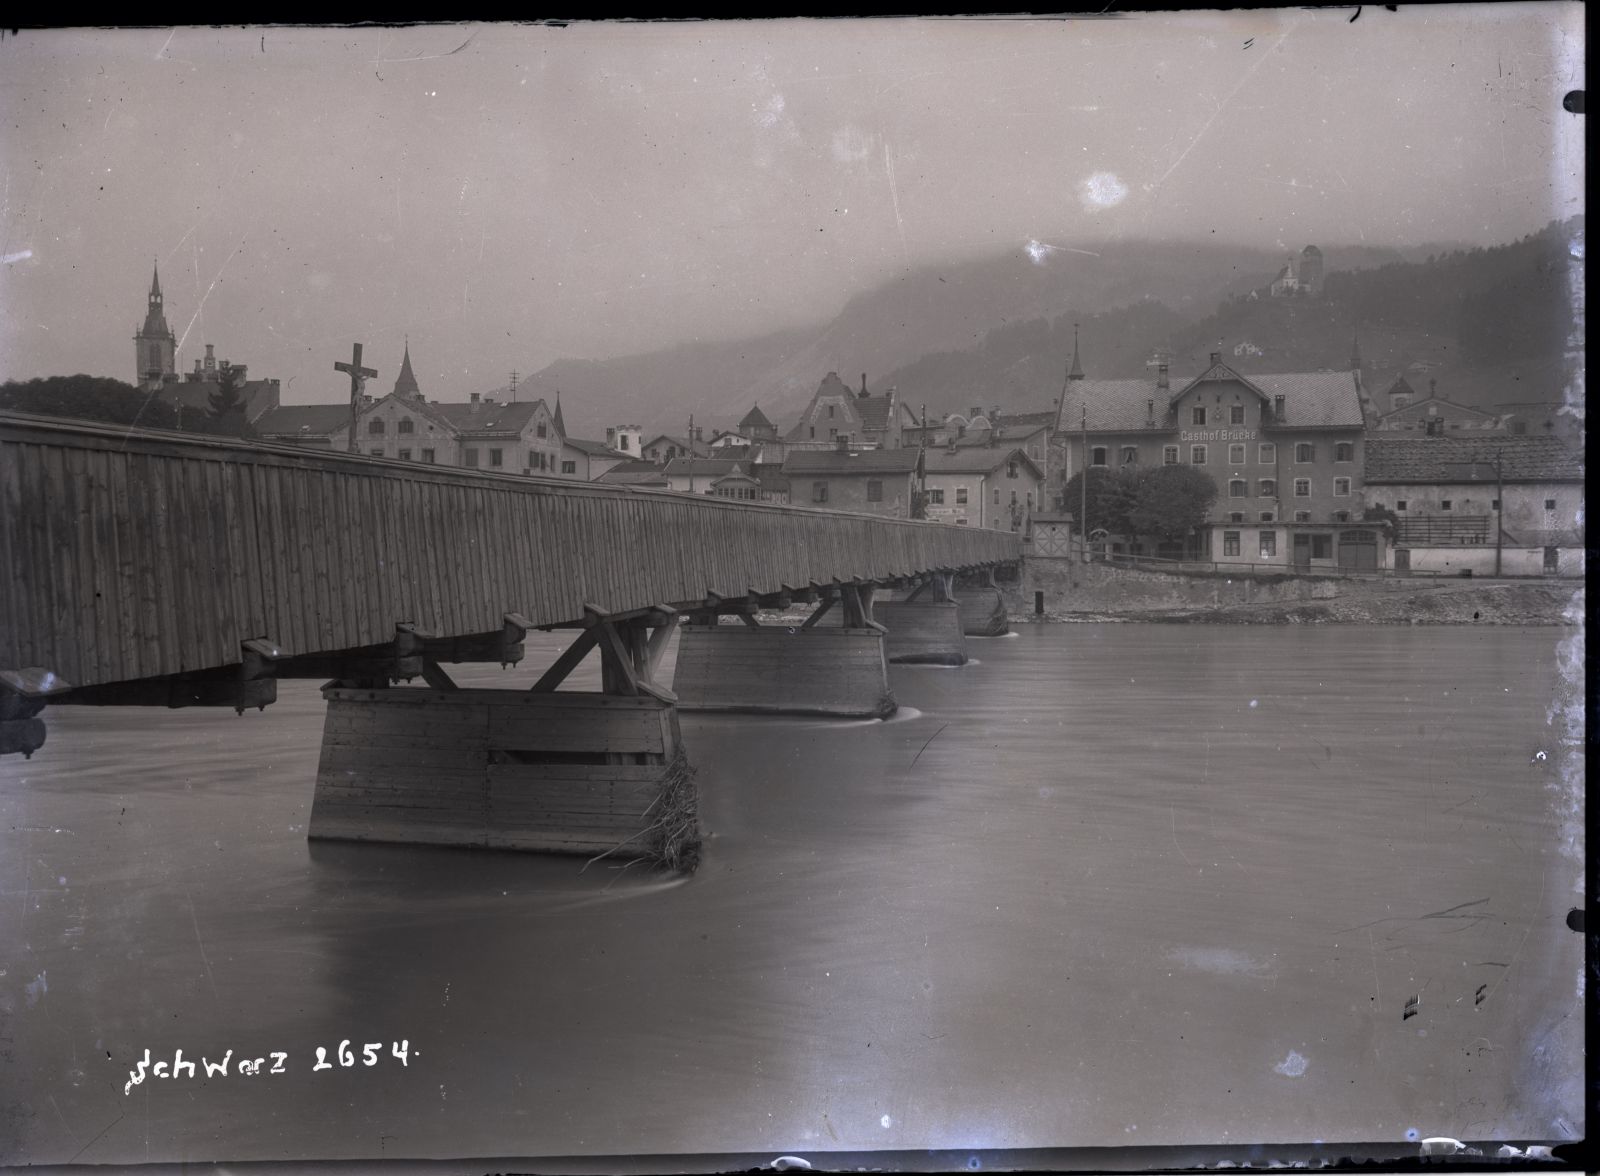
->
[[1394, 515, 1495, 546]]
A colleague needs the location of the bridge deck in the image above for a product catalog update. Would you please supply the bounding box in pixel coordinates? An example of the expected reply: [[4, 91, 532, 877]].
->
[[1, 412, 1019, 690]]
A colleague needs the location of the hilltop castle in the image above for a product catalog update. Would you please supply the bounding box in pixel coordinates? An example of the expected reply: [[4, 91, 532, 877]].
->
[[1269, 245, 1324, 298]]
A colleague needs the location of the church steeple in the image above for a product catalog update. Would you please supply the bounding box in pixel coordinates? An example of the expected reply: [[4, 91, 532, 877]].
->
[[392, 339, 421, 400], [552, 390, 567, 439], [1067, 322, 1085, 381], [134, 259, 176, 388]]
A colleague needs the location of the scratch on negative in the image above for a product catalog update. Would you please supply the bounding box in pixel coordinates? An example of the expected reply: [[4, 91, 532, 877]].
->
[[69, 1113, 124, 1163], [188, 889, 219, 1001], [1148, 31, 1289, 198], [909, 723, 947, 768]]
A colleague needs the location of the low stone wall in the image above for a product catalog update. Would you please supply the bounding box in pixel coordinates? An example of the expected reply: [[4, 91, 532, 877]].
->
[[1007, 556, 1582, 625]]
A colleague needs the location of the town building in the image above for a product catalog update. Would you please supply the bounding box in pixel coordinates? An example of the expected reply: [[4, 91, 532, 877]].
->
[[642, 431, 709, 465], [560, 438, 634, 480], [1363, 435, 1584, 577], [1056, 346, 1375, 569], [1371, 376, 1505, 433], [781, 444, 922, 517], [922, 446, 1044, 531], [133, 264, 280, 421], [704, 461, 789, 503], [604, 425, 645, 458], [1269, 245, 1324, 297], [738, 403, 779, 441], [593, 460, 670, 489], [784, 372, 917, 450]]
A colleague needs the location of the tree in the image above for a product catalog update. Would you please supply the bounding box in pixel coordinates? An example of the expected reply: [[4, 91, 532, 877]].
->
[[0, 375, 182, 430], [202, 365, 255, 438], [1059, 466, 1137, 535], [1124, 464, 1218, 547]]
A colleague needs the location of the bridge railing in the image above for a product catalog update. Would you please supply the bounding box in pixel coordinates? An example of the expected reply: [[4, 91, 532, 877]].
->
[[1, 412, 1019, 689]]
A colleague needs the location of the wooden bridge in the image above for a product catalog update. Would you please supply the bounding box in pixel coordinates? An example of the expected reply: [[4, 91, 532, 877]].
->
[[1, 412, 1019, 865]]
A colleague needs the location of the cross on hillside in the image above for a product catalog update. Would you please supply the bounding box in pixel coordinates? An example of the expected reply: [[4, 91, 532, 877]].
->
[[335, 343, 378, 454]]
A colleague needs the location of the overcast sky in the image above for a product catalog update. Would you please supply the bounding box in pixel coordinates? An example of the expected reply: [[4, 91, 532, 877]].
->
[[0, 9, 1583, 405]]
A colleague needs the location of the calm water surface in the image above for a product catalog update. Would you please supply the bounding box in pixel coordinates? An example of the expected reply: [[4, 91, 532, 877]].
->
[[0, 624, 1583, 1164]]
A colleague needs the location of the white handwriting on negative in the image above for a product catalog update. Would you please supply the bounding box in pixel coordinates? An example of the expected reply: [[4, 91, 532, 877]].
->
[[123, 1040, 409, 1094]]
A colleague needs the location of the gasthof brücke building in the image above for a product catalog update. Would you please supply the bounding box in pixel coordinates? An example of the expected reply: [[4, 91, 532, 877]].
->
[[1056, 346, 1381, 571]]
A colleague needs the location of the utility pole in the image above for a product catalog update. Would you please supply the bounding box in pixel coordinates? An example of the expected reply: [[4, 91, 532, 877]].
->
[[1080, 404, 1089, 565], [509, 370, 518, 402], [1493, 446, 1504, 578]]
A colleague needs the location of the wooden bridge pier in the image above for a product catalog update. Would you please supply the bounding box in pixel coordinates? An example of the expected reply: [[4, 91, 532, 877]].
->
[[877, 572, 969, 666], [672, 582, 896, 718], [307, 605, 701, 870]]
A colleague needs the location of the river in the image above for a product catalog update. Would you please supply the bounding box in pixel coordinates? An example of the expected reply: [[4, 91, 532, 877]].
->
[[0, 624, 1584, 1165]]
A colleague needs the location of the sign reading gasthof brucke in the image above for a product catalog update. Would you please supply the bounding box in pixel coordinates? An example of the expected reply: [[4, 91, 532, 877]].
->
[[1179, 429, 1259, 443], [123, 1039, 412, 1094]]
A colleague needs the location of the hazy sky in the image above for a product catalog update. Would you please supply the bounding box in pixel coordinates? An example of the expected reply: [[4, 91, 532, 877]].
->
[[0, 9, 1584, 407]]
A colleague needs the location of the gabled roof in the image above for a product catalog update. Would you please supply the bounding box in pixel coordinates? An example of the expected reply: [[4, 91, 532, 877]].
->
[[1364, 436, 1584, 483], [1376, 395, 1499, 423], [856, 394, 916, 433], [254, 404, 351, 436], [662, 457, 747, 479], [924, 446, 1043, 478], [999, 409, 1057, 430], [782, 447, 922, 476], [563, 437, 631, 459], [1058, 367, 1365, 432], [1056, 378, 1170, 433], [954, 422, 1049, 448], [595, 460, 669, 486], [739, 403, 774, 431], [433, 399, 546, 437]]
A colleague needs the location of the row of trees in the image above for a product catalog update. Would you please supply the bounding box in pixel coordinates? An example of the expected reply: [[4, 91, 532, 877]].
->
[[0, 370, 255, 437], [1060, 464, 1219, 547]]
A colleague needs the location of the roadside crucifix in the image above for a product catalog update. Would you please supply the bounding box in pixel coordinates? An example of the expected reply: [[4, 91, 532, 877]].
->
[[334, 343, 378, 454]]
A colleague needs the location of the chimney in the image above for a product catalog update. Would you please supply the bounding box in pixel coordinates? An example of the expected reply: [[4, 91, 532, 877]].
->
[[1209, 351, 1221, 367], [1273, 394, 1285, 421], [1429, 378, 1437, 397], [860, 373, 868, 398], [1147, 398, 1155, 423], [1157, 362, 1169, 391]]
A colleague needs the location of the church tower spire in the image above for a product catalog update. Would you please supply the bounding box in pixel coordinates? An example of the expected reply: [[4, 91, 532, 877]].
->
[[552, 390, 567, 439], [1067, 322, 1085, 381], [133, 260, 176, 389], [392, 338, 421, 400]]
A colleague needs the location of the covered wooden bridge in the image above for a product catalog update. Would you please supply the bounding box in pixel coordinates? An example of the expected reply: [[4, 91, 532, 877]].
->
[[0, 412, 1019, 866]]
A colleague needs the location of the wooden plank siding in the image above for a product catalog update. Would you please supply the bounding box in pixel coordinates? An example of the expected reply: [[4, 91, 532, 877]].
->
[[0, 412, 1019, 689]]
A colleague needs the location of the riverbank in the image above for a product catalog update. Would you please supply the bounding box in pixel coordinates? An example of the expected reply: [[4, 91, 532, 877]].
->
[[1012, 579, 1584, 625]]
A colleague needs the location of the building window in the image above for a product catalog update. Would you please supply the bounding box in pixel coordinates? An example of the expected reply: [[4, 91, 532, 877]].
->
[[1119, 446, 1137, 465], [1163, 445, 1179, 465], [956, 487, 968, 505], [1258, 478, 1277, 497], [536, 423, 547, 439], [561, 460, 576, 474], [368, 419, 385, 435], [1259, 443, 1276, 465], [1230, 404, 1245, 425], [1333, 477, 1351, 496], [369, 447, 384, 457], [1334, 441, 1353, 462], [928, 488, 945, 505], [1229, 443, 1246, 465], [1333, 510, 1350, 522], [1228, 512, 1244, 523], [422, 448, 435, 464], [1259, 531, 1277, 558], [464, 450, 479, 467], [827, 405, 835, 418], [1192, 406, 1207, 425], [1190, 445, 1207, 465], [809, 427, 816, 439], [1229, 479, 1248, 498], [867, 480, 884, 502], [399, 448, 412, 461], [1259, 511, 1275, 523], [1295, 510, 1312, 522], [1311, 534, 1333, 559], [993, 488, 1000, 505], [1008, 461, 1019, 478], [1091, 446, 1108, 466], [829, 428, 838, 441], [1441, 499, 1453, 511], [1396, 499, 1408, 512], [398, 418, 414, 434], [1294, 478, 1311, 497], [1295, 442, 1315, 463], [489, 449, 503, 467], [1223, 531, 1241, 557], [1545, 498, 1557, 511], [812, 482, 828, 503]]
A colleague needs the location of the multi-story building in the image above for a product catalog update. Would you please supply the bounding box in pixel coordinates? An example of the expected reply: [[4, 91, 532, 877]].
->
[[922, 446, 1044, 531], [1363, 435, 1584, 576], [781, 444, 922, 517], [132, 265, 280, 421], [784, 372, 918, 450], [1057, 348, 1375, 569]]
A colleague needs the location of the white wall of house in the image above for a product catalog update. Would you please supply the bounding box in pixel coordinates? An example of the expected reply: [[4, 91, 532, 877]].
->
[[328, 397, 457, 465]]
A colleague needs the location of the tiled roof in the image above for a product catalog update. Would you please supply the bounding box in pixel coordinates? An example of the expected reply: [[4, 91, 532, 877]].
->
[[433, 399, 544, 437], [1057, 369, 1364, 433], [254, 404, 351, 436], [856, 394, 914, 433], [955, 423, 1049, 448], [1376, 396, 1499, 423], [739, 404, 774, 430], [564, 437, 630, 458], [998, 409, 1057, 429], [1364, 436, 1585, 483], [924, 446, 1042, 477], [783, 447, 921, 476], [663, 457, 748, 479], [594, 460, 669, 486]]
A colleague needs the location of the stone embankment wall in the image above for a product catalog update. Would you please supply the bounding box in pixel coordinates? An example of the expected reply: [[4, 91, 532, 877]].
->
[[1007, 557, 1583, 625]]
